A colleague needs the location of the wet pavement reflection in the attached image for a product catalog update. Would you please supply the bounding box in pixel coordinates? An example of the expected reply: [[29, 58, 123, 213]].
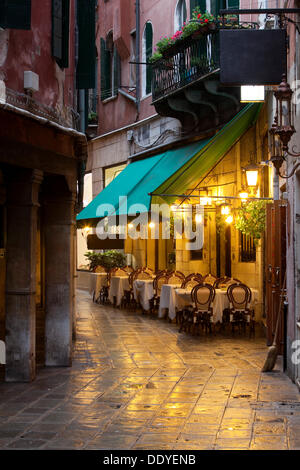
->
[[0, 290, 299, 450]]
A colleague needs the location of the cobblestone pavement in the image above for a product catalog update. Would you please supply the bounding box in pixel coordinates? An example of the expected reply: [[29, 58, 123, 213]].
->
[[0, 290, 299, 450]]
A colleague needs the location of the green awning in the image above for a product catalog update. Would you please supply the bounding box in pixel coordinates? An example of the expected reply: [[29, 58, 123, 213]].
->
[[77, 139, 210, 224], [77, 103, 261, 224], [152, 103, 262, 205]]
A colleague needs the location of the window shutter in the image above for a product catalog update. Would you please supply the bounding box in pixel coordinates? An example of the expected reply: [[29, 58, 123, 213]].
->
[[113, 48, 121, 96], [100, 38, 111, 100], [76, 0, 96, 90], [145, 23, 153, 95], [0, 0, 31, 30], [227, 0, 239, 9], [52, 0, 69, 68], [211, 0, 226, 17]]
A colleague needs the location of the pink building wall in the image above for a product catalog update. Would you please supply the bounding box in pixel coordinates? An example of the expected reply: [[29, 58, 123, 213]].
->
[[0, 0, 76, 112], [96, 0, 193, 135]]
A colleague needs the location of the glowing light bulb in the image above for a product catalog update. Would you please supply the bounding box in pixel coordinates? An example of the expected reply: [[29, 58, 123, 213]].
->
[[225, 215, 233, 224]]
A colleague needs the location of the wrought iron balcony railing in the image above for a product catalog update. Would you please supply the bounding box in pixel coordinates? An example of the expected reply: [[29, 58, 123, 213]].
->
[[152, 31, 220, 102], [3, 87, 80, 130]]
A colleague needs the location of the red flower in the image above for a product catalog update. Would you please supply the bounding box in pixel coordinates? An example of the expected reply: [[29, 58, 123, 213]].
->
[[204, 18, 209, 23], [197, 13, 201, 18]]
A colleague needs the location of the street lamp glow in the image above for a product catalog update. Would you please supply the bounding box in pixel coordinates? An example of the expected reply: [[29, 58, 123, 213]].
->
[[195, 214, 203, 223], [149, 222, 155, 228], [225, 215, 233, 224], [128, 223, 134, 229], [221, 205, 230, 216], [239, 191, 249, 202], [245, 163, 259, 188], [82, 226, 92, 237]]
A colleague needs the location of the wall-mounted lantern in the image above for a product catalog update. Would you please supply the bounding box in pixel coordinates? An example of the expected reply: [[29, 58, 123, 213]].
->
[[269, 74, 300, 177], [244, 162, 260, 190]]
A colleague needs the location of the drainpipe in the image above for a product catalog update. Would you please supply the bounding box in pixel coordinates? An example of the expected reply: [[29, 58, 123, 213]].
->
[[136, 0, 141, 116], [79, 89, 86, 133]]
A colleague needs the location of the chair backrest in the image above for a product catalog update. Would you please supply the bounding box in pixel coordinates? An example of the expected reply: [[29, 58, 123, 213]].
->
[[123, 265, 134, 274], [94, 265, 106, 273], [134, 269, 153, 281], [144, 267, 154, 275], [128, 270, 137, 289], [214, 277, 243, 288], [167, 271, 185, 285], [153, 273, 169, 296], [192, 283, 215, 312], [110, 267, 127, 277], [203, 273, 217, 286], [227, 283, 251, 311], [182, 273, 203, 289]]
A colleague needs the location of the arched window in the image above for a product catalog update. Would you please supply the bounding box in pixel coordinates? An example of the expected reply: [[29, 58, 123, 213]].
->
[[142, 22, 153, 97], [174, 0, 187, 32]]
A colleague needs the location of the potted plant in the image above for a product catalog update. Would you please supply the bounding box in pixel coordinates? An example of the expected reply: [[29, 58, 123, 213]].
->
[[85, 250, 126, 272], [88, 111, 98, 125]]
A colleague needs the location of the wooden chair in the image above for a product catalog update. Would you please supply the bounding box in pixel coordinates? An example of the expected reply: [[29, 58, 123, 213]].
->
[[150, 272, 169, 315], [176, 274, 202, 325], [166, 271, 185, 285], [191, 283, 216, 335], [123, 265, 134, 274], [120, 270, 137, 310], [227, 283, 255, 337], [94, 265, 106, 273], [203, 273, 217, 286], [134, 269, 153, 281], [110, 267, 127, 277], [181, 273, 203, 289]]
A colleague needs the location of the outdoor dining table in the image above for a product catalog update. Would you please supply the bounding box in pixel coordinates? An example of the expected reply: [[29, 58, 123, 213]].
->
[[158, 284, 182, 319], [165, 287, 259, 322], [89, 272, 108, 301], [108, 275, 130, 307], [133, 279, 154, 311]]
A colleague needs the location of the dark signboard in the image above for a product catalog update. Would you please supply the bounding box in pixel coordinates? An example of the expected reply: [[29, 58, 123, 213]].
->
[[87, 235, 125, 250], [220, 29, 287, 86]]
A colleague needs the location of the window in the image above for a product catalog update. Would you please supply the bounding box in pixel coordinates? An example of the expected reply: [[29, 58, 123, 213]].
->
[[100, 32, 121, 101], [174, 0, 187, 32], [76, 0, 96, 90], [240, 233, 256, 262], [52, 0, 70, 68], [210, 0, 238, 17], [190, 0, 207, 16], [0, 0, 31, 30], [104, 164, 126, 188], [129, 30, 137, 90], [142, 22, 153, 97]]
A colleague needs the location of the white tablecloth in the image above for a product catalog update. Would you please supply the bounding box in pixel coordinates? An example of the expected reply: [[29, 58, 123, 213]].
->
[[158, 284, 182, 319], [89, 273, 108, 300], [108, 276, 130, 306], [133, 279, 154, 311], [174, 287, 259, 323]]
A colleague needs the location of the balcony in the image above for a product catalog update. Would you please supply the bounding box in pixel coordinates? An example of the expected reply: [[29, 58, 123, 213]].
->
[[3, 87, 80, 130], [151, 31, 242, 134]]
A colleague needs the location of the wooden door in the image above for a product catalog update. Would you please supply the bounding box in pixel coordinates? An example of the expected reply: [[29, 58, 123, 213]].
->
[[265, 201, 287, 354]]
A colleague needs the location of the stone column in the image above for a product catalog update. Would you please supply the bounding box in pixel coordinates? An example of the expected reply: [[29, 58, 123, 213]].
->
[[43, 190, 76, 367], [5, 169, 43, 382]]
